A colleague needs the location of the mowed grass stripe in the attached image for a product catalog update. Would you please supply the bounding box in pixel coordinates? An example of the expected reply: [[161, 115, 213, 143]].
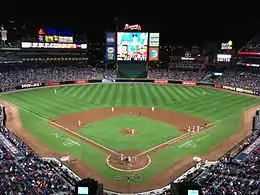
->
[[99, 84, 113, 105], [145, 84, 159, 105], [110, 84, 119, 106], [131, 84, 138, 106], [153, 84, 169, 105], [91, 85, 106, 105], [161, 85, 180, 103], [141, 84, 154, 105], [139, 84, 150, 106], [134, 84, 143, 106]]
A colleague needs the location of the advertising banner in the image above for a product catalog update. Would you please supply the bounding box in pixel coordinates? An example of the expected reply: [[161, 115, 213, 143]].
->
[[117, 32, 148, 61], [45, 82, 60, 86], [149, 33, 160, 47], [214, 84, 222, 88], [102, 79, 115, 83], [154, 80, 168, 84], [21, 42, 87, 50], [223, 85, 236, 91], [149, 47, 159, 61], [182, 81, 197, 85], [106, 47, 116, 61], [106, 32, 116, 46], [75, 80, 88, 84], [21, 83, 42, 89]]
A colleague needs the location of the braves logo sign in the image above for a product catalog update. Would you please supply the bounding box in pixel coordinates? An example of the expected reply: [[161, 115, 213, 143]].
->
[[124, 24, 142, 31]]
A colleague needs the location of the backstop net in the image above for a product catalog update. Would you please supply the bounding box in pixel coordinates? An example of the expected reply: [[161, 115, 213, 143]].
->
[[117, 61, 148, 78]]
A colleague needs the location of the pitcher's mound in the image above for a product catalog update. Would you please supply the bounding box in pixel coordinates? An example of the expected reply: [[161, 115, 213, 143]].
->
[[120, 128, 138, 136]]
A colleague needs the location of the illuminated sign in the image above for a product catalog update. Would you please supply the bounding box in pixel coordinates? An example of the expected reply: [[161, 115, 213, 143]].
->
[[106, 32, 116, 46], [149, 47, 159, 61], [106, 47, 116, 61], [149, 33, 160, 47], [38, 28, 72, 36], [217, 54, 232, 62], [21, 42, 87, 49], [221, 40, 232, 50], [124, 24, 142, 31]]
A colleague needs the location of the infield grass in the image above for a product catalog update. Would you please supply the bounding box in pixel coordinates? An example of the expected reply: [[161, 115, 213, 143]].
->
[[78, 115, 181, 151], [1, 84, 259, 183]]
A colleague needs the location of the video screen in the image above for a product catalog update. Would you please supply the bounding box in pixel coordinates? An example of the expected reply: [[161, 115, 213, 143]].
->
[[77, 187, 89, 195], [188, 190, 199, 195], [117, 32, 148, 61]]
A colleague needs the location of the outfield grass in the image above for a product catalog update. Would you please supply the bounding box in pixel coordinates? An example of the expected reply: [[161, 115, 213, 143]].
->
[[1, 84, 259, 183]]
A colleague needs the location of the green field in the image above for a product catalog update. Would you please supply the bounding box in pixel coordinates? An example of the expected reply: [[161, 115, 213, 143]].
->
[[0, 83, 259, 184]]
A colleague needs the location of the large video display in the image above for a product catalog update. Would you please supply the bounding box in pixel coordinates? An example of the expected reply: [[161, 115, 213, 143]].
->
[[117, 32, 148, 61]]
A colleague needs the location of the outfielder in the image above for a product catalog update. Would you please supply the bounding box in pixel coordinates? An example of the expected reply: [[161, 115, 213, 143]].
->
[[112, 107, 115, 112], [54, 89, 57, 94], [152, 107, 155, 112], [78, 120, 81, 126]]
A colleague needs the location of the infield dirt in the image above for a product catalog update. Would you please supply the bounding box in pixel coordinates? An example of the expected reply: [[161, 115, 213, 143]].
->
[[0, 99, 258, 193]]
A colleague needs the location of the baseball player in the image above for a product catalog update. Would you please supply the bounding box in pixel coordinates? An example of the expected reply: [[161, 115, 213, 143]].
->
[[112, 107, 115, 112], [78, 120, 81, 126], [192, 125, 195, 132], [120, 154, 124, 162], [197, 125, 200, 132], [188, 126, 191, 132], [54, 89, 57, 94], [152, 107, 155, 112], [131, 128, 135, 135]]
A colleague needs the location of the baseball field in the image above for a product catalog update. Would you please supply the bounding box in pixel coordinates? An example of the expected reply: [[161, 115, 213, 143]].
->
[[0, 83, 259, 193]]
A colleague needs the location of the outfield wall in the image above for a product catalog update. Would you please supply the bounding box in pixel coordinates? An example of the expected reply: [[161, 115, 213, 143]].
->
[[0, 78, 259, 194]]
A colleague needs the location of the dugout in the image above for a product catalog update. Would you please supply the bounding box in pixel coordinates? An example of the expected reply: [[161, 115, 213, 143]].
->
[[117, 61, 148, 78]]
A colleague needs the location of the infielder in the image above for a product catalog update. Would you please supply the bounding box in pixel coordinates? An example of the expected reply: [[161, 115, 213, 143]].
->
[[152, 107, 155, 112], [120, 154, 124, 161], [188, 126, 191, 132], [131, 128, 135, 135], [112, 107, 115, 112], [197, 125, 200, 132], [192, 125, 195, 132], [78, 120, 81, 126]]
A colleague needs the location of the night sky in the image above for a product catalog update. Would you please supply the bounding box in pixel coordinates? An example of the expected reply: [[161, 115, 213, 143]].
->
[[1, 4, 259, 48]]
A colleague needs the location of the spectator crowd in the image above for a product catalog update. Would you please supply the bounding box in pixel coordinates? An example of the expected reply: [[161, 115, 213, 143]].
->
[[0, 61, 260, 195]]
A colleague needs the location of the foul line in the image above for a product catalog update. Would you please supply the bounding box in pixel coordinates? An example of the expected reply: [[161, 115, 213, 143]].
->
[[106, 154, 152, 172], [133, 132, 194, 158], [3, 99, 121, 156], [50, 121, 120, 156]]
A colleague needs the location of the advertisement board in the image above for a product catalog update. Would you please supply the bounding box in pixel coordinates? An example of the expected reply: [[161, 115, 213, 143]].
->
[[154, 80, 168, 84], [21, 42, 87, 49], [106, 32, 116, 46], [117, 32, 148, 61], [149, 47, 159, 61], [149, 33, 160, 47], [217, 54, 231, 62], [106, 47, 116, 61], [182, 81, 197, 85]]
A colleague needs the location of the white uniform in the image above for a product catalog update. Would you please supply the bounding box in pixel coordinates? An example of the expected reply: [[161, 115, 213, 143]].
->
[[188, 126, 191, 132], [112, 107, 115, 112], [131, 129, 135, 134], [120, 154, 124, 161], [152, 107, 155, 112], [78, 120, 81, 126], [192, 125, 195, 132], [54, 89, 57, 94], [197, 125, 200, 132]]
